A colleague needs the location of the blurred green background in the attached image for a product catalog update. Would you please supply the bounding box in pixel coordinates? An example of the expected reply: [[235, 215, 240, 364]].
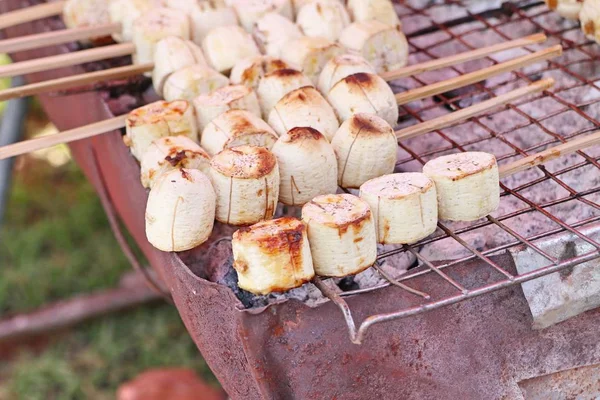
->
[[0, 55, 215, 399]]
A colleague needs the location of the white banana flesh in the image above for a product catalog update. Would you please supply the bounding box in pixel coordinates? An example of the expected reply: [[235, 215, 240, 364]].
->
[[162, 64, 230, 102], [256, 68, 313, 118], [209, 145, 280, 225], [339, 20, 408, 74], [253, 12, 303, 56], [140, 136, 211, 189], [359, 173, 438, 244], [545, 0, 583, 19], [229, 0, 294, 32], [108, 0, 164, 42], [580, 0, 600, 42], [145, 168, 216, 252], [201, 109, 278, 156], [291, 0, 343, 14], [132, 8, 191, 68], [202, 26, 261, 74], [279, 36, 344, 84], [302, 193, 377, 277], [193, 84, 262, 132], [327, 72, 398, 127], [63, 0, 110, 35], [296, 0, 351, 41], [230, 56, 291, 89], [271, 127, 338, 206], [268, 86, 340, 141], [232, 217, 315, 294], [153, 37, 207, 96], [317, 53, 375, 95], [346, 0, 400, 28], [331, 113, 397, 188], [423, 152, 500, 222], [188, 4, 239, 44], [125, 100, 198, 161]]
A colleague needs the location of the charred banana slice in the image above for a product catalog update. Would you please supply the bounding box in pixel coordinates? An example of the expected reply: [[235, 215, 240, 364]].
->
[[153, 37, 207, 96], [202, 25, 261, 74], [279, 36, 344, 84], [346, 0, 400, 28], [252, 12, 303, 56], [545, 0, 583, 19], [296, 0, 351, 41], [108, 0, 165, 42], [229, 0, 294, 32], [230, 56, 291, 89], [162, 65, 229, 102], [193, 84, 261, 132], [64, 0, 110, 40], [256, 68, 313, 118], [317, 53, 375, 94]]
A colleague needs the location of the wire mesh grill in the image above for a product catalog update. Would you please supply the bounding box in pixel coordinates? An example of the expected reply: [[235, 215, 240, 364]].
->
[[321, 0, 600, 343]]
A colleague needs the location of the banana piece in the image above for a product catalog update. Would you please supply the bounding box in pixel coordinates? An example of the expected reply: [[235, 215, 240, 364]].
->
[[279, 36, 344, 84], [125, 100, 198, 161], [327, 72, 398, 127], [331, 113, 397, 188], [201, 109, 279, 156], [140, 136, 211, 189], [252, 12, 302, 57], [229, 0, 294, 32], [209, 145, 280, 225], [339, 20, 408, 74], [162, 65, 230, 102], [193, 84, 262, 132], [153, 37, 207, 96], [296, 0, 351, 41], [317, 53, 375, 94], [256, 68, 313, 118], [268, 86, 340, 140], [302, 193, 377, 277], [132, 8, 191, 68], [230, 56, 291, 89], [189, 4, 240, 44], [145, 168, 216, 252], [545, 0, 583, 19], [108, 0, 164, 42], [423, 152, 500, 222], [202, 26, 261, 74], [580, 0, 600, 42], [271, 127, 338, 206], [232, 217, 315, 294], [359, 173, 437, 244], [63, 0, 110, 41], [292, 0, 342, 13], [346, 0, 400, 28]]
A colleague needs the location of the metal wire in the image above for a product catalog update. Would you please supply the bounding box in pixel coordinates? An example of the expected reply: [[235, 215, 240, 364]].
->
[[318, 1, 600, 344]]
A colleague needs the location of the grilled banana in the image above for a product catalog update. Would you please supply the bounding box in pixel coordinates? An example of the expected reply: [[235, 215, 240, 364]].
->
[[423, 152, 500, 221], [256, 68, 313, 118], [202, 25, 261, 74], [125, 100, 198, 161], [108, 0, 164, 42], [252, 12, 302, 56], [162, 64, 229, 102], [229, 0, 294, 32], [545, 0, 583, 19], [359, 173, 437, 244], [296, 0, 351, 41], [153, 37, 207, 96], [209, 145, 280, 225], [339, 20, 408, 74], [193, 84, 262, 132], [331, 113, 397, 188], [201, 109, 278, 156], [291, 0, 342, 13], [64, 0, 110, 39], [230, 56, 290, 89], [346, 0, 400, 28], [279, 36, 344, 84], [268, 86, 340, 140], [317, 53, 375, 94], [302, 193, 377, 277], [187, 3, 239, 44], [327, 72, 398, 126], [232, 217, 315, 294], [580, 0, 600, 42], [145, 168, 216, 252], [271, 127, 338, 206], [140, 136, 211, 189]]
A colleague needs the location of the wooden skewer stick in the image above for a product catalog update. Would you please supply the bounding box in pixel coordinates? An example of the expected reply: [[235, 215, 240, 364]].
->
[[395, 78, 555, 141], [499, 130, 600, 178], [0, 23, 121, 54], [0, 63, 154, 102], [0, 42, 135, 78], [0, 1, 66, 30], [395, 45, 562, 105], [0, 115, 127, 161], [382, 33, 547, 81]]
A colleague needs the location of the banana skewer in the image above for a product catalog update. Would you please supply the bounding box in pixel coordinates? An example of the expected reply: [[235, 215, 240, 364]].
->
[[296, 0, 351, 42], [252, 12, 302, 57], [230, 56, 291, 89], [193, 85, 262, 132]]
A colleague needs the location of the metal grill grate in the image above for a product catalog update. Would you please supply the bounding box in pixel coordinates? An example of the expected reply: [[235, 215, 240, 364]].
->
[[319, 0, 600, 343]]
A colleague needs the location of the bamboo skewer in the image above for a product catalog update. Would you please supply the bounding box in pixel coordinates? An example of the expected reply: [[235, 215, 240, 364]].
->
[[395, 45, 562, 105], [0, 23, 121, 54], [0, 1, 66, 30], [381, 33, 547, 81], [0, 42, 135, 78]]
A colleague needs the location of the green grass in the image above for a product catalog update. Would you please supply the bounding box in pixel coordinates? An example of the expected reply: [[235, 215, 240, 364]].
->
[[0, 159, 215, 399]]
